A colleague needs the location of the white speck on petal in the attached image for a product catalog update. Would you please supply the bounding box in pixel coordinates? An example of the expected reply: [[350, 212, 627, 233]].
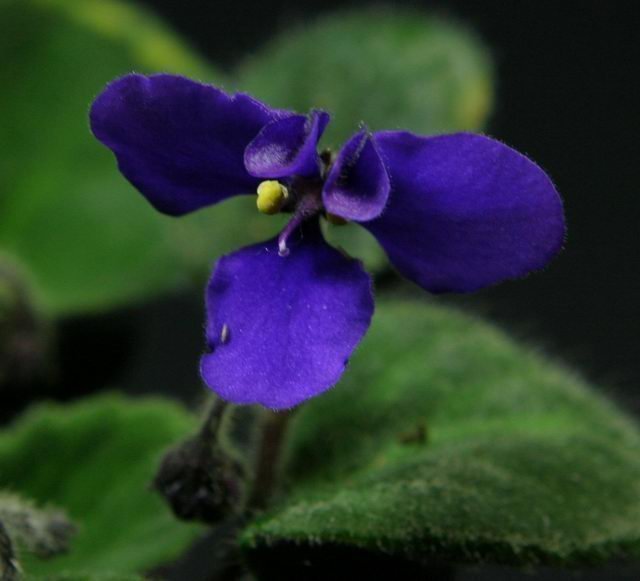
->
[[220, 323, 230, 344]]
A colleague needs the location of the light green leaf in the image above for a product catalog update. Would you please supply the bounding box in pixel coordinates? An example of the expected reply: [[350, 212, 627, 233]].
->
[[242, 300, 640, 569], [0, 0, 276, 315], [0, 394, 200, 576], [0, 0, 203, 315], [237, 8, 493, 270], [238, 8, 493, 145]]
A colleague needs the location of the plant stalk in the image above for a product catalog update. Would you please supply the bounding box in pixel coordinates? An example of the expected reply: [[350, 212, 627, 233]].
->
[[247, 409, 295, 512]]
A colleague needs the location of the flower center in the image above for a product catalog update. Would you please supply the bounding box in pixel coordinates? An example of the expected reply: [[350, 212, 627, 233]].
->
[[273, 180, 323, 256], [254, 151, 348, 256]]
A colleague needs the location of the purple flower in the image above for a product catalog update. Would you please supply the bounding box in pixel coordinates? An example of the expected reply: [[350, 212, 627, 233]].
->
[[90, 74, 565, 409]]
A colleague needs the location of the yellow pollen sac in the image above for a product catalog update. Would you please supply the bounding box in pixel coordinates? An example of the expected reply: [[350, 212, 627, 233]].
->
[[256, 180, 288, 215], [325, 212, 349, 226]]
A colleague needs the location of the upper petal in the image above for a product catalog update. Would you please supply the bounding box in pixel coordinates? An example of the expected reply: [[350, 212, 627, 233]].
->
[[200, 221, 374, 409], [90, 73, 288, 216], [364, 131, 566, 293], [322, 130, 390, 221], [244, 110, 330, 179]]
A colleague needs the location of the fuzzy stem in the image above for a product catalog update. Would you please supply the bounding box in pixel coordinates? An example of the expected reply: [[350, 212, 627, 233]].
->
[[247, 409, 295, 512], [198, 397, 228, 443]]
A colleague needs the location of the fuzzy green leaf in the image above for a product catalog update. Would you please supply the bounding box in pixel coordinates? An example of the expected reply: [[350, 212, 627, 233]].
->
[[242, 300, 640, 569], [0, 394, 200, 576], [237, 8, 493, 270]]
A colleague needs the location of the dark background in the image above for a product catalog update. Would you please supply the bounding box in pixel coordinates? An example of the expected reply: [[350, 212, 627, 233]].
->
[[126, 0, 638, 410]]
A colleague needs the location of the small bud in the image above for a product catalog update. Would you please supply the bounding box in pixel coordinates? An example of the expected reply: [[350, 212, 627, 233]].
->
[[325, 212, 348, 226], [256, 181, 288, 215], [153, 436, 245, 524]]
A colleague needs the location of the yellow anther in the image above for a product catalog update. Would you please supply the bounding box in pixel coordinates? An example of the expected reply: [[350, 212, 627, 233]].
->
[[325, 212, 348, 226], [256, 180, 288, 215]]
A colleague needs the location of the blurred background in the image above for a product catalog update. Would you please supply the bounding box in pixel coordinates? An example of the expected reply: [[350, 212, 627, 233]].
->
[[0, 0, 638, 578]]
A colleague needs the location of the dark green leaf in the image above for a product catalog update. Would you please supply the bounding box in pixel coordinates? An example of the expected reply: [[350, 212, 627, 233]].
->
[[243, 300, 640, 567], [0, 394, 200, 576]]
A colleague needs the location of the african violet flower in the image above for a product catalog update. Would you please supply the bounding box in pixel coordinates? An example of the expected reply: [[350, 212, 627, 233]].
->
[[90, 74, 565, 409]]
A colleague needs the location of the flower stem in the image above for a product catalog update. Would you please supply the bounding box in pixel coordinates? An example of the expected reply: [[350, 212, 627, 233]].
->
[[247, 409, 296, 512], [198, 397, 228, 443]]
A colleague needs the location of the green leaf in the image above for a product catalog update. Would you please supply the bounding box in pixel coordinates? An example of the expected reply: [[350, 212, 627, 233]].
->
[[0, 0, 275, 315], [242, 300, 640, 568], [0, 393, 200, 576], [237, 8, 493, 270]]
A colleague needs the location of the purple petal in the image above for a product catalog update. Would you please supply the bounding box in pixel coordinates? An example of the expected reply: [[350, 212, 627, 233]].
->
[[244, 110, 330, 179], [200, 221, 374, 409], [90, 73, 288, 216], [322, 130, 390, 221], [366, 132, 565, 293]]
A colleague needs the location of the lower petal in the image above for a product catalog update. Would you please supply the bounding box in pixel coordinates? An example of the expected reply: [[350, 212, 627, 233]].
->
[[366, 131, 566, 293], [200, 222, 374, 409]]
